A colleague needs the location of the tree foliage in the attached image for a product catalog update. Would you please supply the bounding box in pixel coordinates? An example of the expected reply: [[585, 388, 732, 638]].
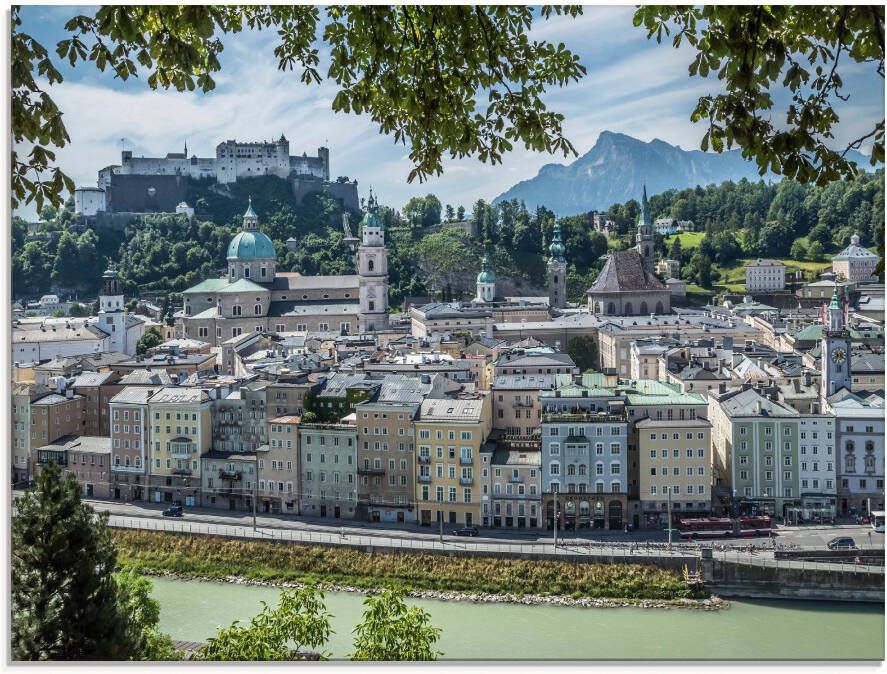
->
[[195, 586, 333, 661], [565, 335, 598, 372], [634, 6, 884, 184], [12, 462, 137, 660], [136, 327, 164, 355], [12, 5, 586, 211], [350, 590, 441, 661]]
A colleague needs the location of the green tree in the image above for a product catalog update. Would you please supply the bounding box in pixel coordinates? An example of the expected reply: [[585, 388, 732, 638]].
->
[[135, 327, 163, 355], [807, 222, 832, 248], [565, 335, 599, 372], [50, 230, 80, 287], [690, 250, 713, 289], [68, 302, 89, 317], [668, 236, 683, 261], [756, 221, 795, 257], [634, 6, 884, 184], [196, 587, 332, 661], [790, 239, 807, 261], [807, 241, 825, 262], [12, 462, 137, 660], [444, 204, 455, 223], [456, 205, 465, 221], [13, 5, 586, 211], [350, 590, 441, 661], [114, 570, 181, 661]]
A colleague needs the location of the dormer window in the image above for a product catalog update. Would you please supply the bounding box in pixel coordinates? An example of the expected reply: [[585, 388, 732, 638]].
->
[[230, 266, 235, 278], [244, 266, 250, 278], [261, 267, 267, 278]]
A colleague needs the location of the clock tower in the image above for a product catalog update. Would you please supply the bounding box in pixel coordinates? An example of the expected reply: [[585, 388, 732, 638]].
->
[[821, 285, 852, 398]]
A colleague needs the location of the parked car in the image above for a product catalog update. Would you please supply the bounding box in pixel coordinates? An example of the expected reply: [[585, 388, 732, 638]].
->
[[454, 526, 479, 537], [827, 536, 857, 550], [162, 505, 183, 518]]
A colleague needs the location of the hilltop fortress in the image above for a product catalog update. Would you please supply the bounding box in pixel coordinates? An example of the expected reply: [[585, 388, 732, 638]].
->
[[75, 136, 359, 216]]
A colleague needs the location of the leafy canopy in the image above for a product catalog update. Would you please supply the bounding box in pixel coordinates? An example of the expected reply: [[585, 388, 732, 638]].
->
[[634, 6, 885, 184], [350, 590, 441, 661], [12, 5, 586, 211]]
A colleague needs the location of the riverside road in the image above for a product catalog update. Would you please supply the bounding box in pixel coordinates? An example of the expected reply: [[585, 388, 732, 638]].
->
[[62, 496, 884, 561]]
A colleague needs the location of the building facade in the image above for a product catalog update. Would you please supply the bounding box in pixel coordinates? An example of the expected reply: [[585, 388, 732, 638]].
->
[[109, 387, 153, 501], [298, 419, 358, 519], [832, 234, 879, 283], [744, 259, 786, 292]]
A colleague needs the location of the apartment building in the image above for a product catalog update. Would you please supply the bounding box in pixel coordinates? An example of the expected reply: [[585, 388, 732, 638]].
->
[[636, 418, 713, 528], [262, 416, 301, 514], [147, 387, 212, 505], [354, 376, 428, 524], [481, 437, 542, 529], [491, 351, 577, 378], [34, 435, 111, 498], [299, 417, 358, 518], [540, 409, 629, 530], [830, 391, 885, 516], [71, 370, 123, 437], [30, 391, 85, 455], [745, 259, 786, 291], [265, 378, 315, 416], [201, 450, 257, 511], [11, 383, 49, 484], [415, 394, 492, 528], [490, 374, 554, 436], [211, 383, 267, 453], [109, 387, 154, 501]]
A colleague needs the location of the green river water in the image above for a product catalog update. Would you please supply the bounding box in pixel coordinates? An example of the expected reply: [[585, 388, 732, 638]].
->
[[151, 577, 884, 660]]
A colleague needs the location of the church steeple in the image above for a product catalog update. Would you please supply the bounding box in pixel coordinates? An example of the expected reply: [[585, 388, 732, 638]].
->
[[821, 284, 851, 398], [243, 196, 258, 231], [636, 184, 653, 271]]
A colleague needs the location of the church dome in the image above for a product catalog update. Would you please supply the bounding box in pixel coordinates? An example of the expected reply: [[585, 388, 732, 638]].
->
[[227, 230, 276, 260], [548, 224, 566, 262], [476, 256, 496, 283], [359, 209, 385, 231]]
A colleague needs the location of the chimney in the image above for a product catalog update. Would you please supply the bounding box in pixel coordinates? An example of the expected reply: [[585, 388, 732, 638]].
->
[[803, 371, 811, 387], [65, 389, 73, 399], [718, 382, 726, 394], [723, 336, 733, 350], [754, 399, 762, 414]]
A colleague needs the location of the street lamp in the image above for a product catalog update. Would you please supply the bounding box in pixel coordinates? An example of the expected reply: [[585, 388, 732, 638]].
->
[[666, 485, 673, 551]]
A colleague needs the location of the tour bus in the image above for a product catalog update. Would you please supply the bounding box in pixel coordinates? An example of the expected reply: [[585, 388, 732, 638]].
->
[[872, 511, 885, 534], [678, 515, 772, 539]]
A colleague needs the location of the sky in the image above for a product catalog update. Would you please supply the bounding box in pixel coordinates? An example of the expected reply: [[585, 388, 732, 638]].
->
[[13, 4, 885, 221]]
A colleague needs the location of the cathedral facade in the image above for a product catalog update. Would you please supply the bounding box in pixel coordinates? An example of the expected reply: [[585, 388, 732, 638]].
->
[[180, 199, 388, 343]]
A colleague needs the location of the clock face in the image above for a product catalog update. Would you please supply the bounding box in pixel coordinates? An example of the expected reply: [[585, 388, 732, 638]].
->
[[832, 348, 846, 363]]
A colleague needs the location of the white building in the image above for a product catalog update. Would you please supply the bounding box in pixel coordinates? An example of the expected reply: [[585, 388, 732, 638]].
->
[[829, 391, 885, 516], [74, 186, 107, 216], [797, 415, 838, 516], [745, 259, 786, 291], [832, 233, 879, 284]]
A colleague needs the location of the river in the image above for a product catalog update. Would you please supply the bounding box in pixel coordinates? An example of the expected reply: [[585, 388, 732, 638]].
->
[[150, 577, 884, 660]]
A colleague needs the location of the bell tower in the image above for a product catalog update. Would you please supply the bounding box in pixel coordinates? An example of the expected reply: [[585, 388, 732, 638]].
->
[[821, 285, 852, 398], [547, 223, 567, 309], [357, 191, 389, 333], [636, 184, 654, 272], [98, 265, 128, 354]]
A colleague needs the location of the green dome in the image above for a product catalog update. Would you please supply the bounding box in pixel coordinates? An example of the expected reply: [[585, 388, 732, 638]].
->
[[227, 230, 276, 260], [476, 256, 496, 283], [548, 223, 566, 262], [360, 210, 385, 231]]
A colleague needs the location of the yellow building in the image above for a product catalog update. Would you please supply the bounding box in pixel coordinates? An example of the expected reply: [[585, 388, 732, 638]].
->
[[636, 418, 713, 528], [415, 394, 491, 527], [147, 387, 212, 505]]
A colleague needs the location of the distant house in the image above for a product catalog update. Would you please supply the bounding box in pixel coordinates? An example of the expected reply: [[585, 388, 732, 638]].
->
[[832, 233, 879, 284], [745, 259, 786, 291]]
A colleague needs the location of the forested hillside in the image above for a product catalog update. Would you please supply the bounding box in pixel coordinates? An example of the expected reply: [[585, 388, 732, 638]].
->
[[11, 169, 883, 307]]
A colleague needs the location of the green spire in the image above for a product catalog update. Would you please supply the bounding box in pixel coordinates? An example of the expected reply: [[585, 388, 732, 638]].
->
[[548, 223, 566, 263], [829, 283, 842, 309], [244, 195, 257, 219], [640, 184, 650, 227], [476, 256, 496, 283]]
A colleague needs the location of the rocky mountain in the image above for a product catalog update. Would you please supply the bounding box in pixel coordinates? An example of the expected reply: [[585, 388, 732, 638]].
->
[[493, 130, 875, 215]]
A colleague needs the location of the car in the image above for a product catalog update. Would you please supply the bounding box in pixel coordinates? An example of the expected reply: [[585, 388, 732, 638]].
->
[[162, 505, 183, 518], [454, 526, 479, 537], [827, 536, 857, 550]]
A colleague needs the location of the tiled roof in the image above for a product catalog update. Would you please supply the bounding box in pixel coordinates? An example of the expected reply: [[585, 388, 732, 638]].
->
[[110, 387, 157, 405], [271, 274, 359, 291], [589, 250, 666, 293]]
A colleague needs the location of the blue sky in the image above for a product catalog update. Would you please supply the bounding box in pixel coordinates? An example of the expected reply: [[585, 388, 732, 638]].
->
[[14, 5, 885, 220]]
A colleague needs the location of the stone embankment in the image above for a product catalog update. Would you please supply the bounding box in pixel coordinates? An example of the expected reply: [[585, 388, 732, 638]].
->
[[143, 570, 727, 611]]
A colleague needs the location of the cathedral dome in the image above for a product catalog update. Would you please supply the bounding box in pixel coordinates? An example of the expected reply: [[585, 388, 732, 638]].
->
[[227, 230, 276, 260]]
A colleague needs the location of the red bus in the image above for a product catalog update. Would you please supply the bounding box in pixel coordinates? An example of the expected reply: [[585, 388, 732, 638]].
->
[[737, 515, 772, 537], [678, 517, 733, 539]]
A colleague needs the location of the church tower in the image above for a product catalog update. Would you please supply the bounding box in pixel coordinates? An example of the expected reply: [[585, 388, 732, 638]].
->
[[821, 285, 852, 398], [357, 192, 389, 332], [98, 265, 127, 354], [636, 184, 654, 272], [475, 256, 496, 303], [547, 223, 567, 309]]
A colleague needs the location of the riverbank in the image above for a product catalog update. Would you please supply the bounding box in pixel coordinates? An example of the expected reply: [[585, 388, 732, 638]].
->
[[113, 529, 713, 605]]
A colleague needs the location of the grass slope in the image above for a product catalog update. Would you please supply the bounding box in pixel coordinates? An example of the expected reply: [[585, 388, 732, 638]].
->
[[112, 530, 705, 601]]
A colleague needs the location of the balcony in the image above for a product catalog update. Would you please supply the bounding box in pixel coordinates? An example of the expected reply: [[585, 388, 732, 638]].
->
[[512, 400, 534, 408], [219, 469, 242, 481], [417, 455, 431, 464], [542, 412, 624, 424], [112, 465, 144, 474], [460, 476, 474, 486], [172, 468, 193, 476], [508, 475, 524, 483], [459, 456, 473, 465], [358, 467, 385, 476], [417, 474, 431, 483]]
